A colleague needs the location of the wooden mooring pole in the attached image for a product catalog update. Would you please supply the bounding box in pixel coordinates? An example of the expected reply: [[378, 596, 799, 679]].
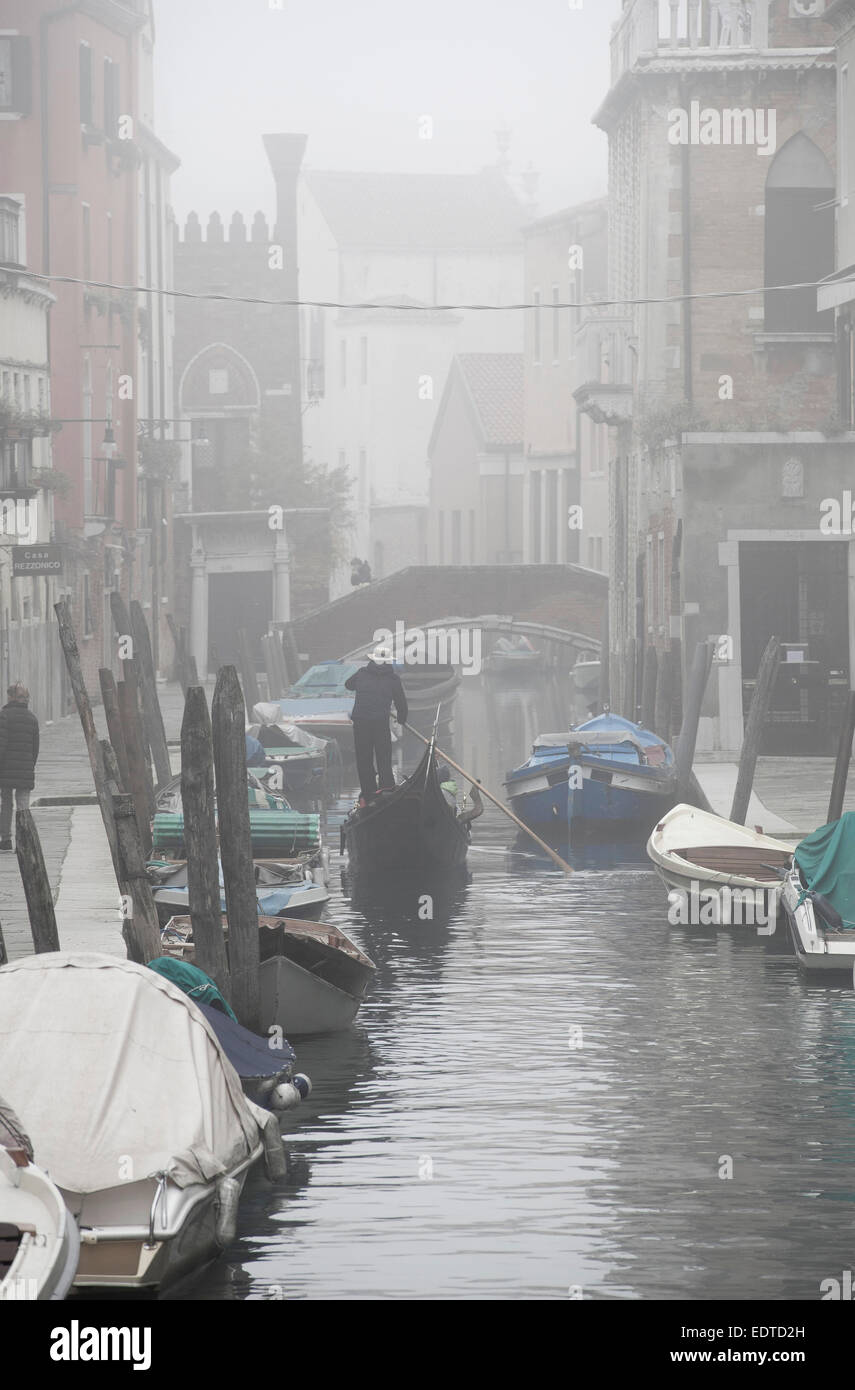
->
[[117, 677, 154, 856], [181, 686, 231, 999], [237, 629, 260, 714], [641, 646, 658, 732], [0, 917, 6, 967], [212, 665, 260, 1031], [101, 740, 162, 964], [827, 689, 855, 825], [654, 649, 674, 745], [99, 667, 130, 791], [130, 600, 172, 788], [730, 636, 780, 827], [54, 599, 124, 888], [675, 640, 714, 802], [16, 808, 60, 954]]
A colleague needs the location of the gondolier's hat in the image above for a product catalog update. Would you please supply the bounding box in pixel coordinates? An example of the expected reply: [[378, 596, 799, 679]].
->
[[370, 644, 393, 663]]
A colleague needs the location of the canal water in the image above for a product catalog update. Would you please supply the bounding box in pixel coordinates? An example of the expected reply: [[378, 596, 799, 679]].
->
[[189, 675, 855, 1301]]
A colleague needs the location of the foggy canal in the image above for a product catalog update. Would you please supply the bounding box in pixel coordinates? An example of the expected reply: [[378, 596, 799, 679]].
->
[[189, 677, 855, 1302]]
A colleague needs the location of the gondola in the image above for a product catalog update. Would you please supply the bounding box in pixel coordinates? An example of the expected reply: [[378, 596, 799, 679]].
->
[[341, 742, 471, 875]]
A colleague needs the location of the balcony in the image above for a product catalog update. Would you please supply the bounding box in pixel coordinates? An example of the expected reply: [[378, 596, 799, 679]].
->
[[611, 0, 771, 85], [573, 308, 634, 426]]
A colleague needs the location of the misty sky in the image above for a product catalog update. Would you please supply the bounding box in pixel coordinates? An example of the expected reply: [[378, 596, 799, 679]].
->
[[154, 0, 620, 227]]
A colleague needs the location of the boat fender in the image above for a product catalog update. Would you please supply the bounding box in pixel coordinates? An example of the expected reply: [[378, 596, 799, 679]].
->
[[269, 1072, 311, 1111], [257, 1107, 289, 1180], [214, 1176, 241, 1248], [810, 891, 845, 933]]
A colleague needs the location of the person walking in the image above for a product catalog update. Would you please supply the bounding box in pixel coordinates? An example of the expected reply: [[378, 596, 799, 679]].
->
[[345, 647, 408, 806], [0, 683, 39, 851]]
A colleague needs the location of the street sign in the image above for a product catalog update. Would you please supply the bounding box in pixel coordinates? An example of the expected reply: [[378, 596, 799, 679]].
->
[[12, 544, 64, 576]]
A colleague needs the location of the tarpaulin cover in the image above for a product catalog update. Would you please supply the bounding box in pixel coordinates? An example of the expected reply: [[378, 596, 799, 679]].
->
[[196, 1002, 295, 1080], [794, 812, 855, 930], [0, 953, 261, 1195], [250, 704, 327, 750], [146, 957, 237, 1021]]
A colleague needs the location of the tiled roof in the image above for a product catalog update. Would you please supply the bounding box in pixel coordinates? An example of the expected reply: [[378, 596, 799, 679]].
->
[[457, 353, 524, 446], [304, 169, 525, 249]]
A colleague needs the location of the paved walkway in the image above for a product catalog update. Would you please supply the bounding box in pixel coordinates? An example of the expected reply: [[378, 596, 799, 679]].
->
[[694, 756, 855, 839], [1, 681, 187, 964]]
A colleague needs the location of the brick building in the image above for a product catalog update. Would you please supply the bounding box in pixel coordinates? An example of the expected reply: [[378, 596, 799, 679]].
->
[[589, 0, 851, 753], [0, 0, 179, 693]]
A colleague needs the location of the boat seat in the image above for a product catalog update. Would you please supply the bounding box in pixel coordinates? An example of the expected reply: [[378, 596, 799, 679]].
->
[[0, 1223, 24, 1271], [675, 846, 791, 880]]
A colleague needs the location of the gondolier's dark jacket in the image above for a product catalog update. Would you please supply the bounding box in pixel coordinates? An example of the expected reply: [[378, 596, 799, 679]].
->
[[0, 700, 39, 790], [345, 662, 408, 724]]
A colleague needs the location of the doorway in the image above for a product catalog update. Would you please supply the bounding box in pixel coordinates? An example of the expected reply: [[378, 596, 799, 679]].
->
[[207, 571, 272, 671]]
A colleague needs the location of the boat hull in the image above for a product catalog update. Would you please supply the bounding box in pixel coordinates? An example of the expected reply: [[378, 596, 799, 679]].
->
[[781, 872, 855, 974], [258, 954, 363, 1035], [343, 745, 470, 875], [70, 1155, 259, 1292], [569, 767, 675, 836]]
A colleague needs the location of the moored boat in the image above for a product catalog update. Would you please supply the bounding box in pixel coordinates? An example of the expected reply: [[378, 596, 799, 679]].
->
[[148, 854, 330, 926], [647, 803, 792, 900], [567, 714, 677, 835], [484, 636, 544, 678], [247, 702, 331, 795], [505, 714, 677, 836], [571, 655, 601, 698], [0, 1096, 79, 1301], [780, 814, 855, 974], [342, 742, 472, 875], [0, 953, 274, 1293], [163, 914, 376, 1037]]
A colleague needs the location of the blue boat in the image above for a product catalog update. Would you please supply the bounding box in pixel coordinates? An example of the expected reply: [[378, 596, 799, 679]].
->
[[505, 713, 676, 836]]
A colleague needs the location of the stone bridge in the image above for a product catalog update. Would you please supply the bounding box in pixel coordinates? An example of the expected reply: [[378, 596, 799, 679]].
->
[[290, 565, 607, 667]]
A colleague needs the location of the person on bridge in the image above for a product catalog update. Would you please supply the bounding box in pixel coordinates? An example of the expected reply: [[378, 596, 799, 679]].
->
[[345, 646, 408, 807], [0, 683, 39, 851]]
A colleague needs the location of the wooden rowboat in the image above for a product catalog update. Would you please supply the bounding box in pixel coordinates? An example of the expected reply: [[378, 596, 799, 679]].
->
[[342, 743, 471, 876], [647, 803, 792, 897], [163, 914, 376, 1037]]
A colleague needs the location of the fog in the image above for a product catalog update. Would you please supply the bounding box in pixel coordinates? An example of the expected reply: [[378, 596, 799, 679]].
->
[[154, 0, 618, 221]]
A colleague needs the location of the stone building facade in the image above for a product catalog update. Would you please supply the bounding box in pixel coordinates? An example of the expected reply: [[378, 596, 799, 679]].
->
[[589, 0, 849, 753]]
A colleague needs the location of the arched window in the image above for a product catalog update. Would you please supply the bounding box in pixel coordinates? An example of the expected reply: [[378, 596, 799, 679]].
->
[[764, 134, 834, 332]]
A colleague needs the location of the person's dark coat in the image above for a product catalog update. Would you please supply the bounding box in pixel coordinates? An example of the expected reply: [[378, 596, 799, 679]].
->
[[0, 701, 39, 790], [345, 662, 408, 724]]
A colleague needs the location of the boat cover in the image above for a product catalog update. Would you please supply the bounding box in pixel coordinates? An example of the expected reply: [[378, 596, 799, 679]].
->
[[534, 729, 648, 753], [147, 957, 237, 1021], [0, 953, 260, 1194], [196, 1002, 295, 1079], [250, 705, 328, 751], [794, 813, 855, 930]]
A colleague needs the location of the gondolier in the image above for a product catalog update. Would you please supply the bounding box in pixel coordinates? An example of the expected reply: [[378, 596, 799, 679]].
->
[[345, 646, 408, 806]]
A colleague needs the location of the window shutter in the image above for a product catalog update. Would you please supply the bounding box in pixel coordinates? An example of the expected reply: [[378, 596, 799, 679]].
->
[[10, 37, 31, 116]]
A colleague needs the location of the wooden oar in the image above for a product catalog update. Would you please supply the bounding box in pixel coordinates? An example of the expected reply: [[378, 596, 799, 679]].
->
[[403, 722, 574, 876]]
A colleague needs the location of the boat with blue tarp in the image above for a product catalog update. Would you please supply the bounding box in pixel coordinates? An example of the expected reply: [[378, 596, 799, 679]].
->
[[504, 712, 676, 835]]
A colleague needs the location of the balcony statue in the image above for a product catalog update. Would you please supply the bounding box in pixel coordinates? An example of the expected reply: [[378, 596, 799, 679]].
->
[[713, 0, 754, 48]]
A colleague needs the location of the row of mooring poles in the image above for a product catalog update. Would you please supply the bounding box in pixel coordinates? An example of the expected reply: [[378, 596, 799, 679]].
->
[[10, 598, 263, 1035]]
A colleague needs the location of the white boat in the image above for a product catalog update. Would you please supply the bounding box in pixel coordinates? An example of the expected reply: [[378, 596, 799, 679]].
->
[[647, 803, 792, 898], [0, 953, 277, 1293], [0, 1097, 79, 1301], [571, 657, 601, 698], [163, 914, 376, 1037], [780, 868, 855, 974]]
